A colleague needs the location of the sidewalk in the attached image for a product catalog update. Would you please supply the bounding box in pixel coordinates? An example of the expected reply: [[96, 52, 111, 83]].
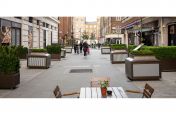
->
[[0, 48, 176, 98]]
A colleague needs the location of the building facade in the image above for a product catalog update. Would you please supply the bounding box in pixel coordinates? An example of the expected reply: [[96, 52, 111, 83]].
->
[[100, 17, 124, 44], [72, 17, 86, 41], [121, 17, 176, 46], [0, 17, 59, 48], [58, 17, 73, 46], [85, 22, 97, 38]]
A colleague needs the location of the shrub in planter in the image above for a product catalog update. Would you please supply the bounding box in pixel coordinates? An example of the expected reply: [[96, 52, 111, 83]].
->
[[0, 46, 20, 89], [15, 46, 28, 59], [111, 44, 127, 50], [142, 46, 176, 71], [130, 49, 154, 56], [127, 45, 137, 53], [46, 45, 61, 54], [46, 45, 61, 60], [31, 48, 47, 53]]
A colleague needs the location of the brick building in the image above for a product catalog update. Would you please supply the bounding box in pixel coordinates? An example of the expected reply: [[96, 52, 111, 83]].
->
[[58, 17, 73, 46]]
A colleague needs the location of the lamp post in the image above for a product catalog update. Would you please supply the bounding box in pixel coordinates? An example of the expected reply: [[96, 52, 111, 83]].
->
[[140, 17, 143, 43], [80, 28, 82, 42], [71, 32, 74, 48]]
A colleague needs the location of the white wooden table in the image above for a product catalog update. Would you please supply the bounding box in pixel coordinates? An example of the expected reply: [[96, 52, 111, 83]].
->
[[80, 87, 128, 98]]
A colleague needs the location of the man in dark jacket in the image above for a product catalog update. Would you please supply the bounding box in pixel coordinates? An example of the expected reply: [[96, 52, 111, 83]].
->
[[83, 41, 88, 56]]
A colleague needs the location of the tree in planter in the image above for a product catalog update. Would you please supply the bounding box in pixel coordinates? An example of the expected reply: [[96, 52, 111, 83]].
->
[[0, 46, 20, 89]]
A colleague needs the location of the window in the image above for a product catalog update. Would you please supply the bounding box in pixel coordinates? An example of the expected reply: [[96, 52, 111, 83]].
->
[[11, 28, 21, 46], [29, 17, 33, 23], [46, 23, 49, 28], [43, 22, 45, 27], [37, 20, 40, 25], [15, 17, 22, 19]]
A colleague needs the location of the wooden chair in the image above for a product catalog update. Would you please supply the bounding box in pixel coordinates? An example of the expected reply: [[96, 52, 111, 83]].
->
[[90, 77, 110, 87], [126, 83, 154, 98], [53, 85, 80, 98]]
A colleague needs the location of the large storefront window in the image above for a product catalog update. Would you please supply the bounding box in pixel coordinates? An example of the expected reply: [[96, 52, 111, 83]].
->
[[11, 28, 21, 46]]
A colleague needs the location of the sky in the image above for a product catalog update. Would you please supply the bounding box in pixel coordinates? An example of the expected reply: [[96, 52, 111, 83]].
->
[[86, 17, 97, 22]]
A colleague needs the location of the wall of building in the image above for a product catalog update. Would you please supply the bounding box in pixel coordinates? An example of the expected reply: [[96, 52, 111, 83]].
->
[[73, 17, 86, 40], [0, 17, 58, 48]]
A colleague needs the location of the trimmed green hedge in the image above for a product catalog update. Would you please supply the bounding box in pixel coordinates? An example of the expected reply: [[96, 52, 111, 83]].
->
[[31, 48, 47, 53], [46, 45, 61, 54], [111, 44, 127, 50], [0, 46, 20, 74], [143, 46, 176, 60], [130, 49, 154, 56], [128, 45, 137, 53]]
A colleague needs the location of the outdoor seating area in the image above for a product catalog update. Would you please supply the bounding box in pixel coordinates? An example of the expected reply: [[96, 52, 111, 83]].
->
[[1, 46, 176, 98]]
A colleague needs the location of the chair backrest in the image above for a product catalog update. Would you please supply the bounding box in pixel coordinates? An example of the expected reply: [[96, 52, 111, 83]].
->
[[142, 83, 154, 98], [53, 85, 62, 98], [90, 77, 110, 87]]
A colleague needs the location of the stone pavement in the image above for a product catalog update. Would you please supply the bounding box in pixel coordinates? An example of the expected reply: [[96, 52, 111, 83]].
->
[[0, 48, 176, 98]]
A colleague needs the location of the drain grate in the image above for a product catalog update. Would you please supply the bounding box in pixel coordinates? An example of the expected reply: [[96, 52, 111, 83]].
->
[[70, 69, 93, 73]]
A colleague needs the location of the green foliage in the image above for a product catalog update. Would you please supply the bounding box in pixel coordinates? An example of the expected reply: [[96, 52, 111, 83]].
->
[[99, 80, 109, 88], [128, 45, 137, 53], [14, 46, 28, 58], [82, 32, 89, 40], [110, 44, 127, 50], [90, 33, 95, 40], [46, 45, 61, 54], [130, 49, 154, 56], [0, 46, 20, 74], [143, 46, 176, 60], [31, 48, 47, 53]]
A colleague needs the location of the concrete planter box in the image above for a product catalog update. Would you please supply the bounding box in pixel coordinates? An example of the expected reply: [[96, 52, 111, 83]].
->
[[61, 49, 66, 58], [110, 50, 128, 64], [125, 55, 161, 80], [27, 53, 51, 69], [160, 59, 176, 72], [101, 47, 111, 54], [51, 53, 61, 61], [65, 47, 72, 53], [0, 72, 20, 89]]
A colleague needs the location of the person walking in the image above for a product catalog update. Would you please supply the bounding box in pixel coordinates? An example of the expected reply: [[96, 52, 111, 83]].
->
[[74, 41, 79, 54], [83, 41, 88, 56], [79, 42, 83, 53]]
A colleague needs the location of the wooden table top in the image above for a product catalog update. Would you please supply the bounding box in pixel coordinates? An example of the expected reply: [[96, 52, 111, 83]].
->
[[80, 87, 128, 98]]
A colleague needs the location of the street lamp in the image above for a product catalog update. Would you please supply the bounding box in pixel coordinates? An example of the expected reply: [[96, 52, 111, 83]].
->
[[71, 32, 74, 48]]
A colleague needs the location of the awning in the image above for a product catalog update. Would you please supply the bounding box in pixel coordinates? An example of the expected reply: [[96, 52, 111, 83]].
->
[[121, 20, 141, 29]]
